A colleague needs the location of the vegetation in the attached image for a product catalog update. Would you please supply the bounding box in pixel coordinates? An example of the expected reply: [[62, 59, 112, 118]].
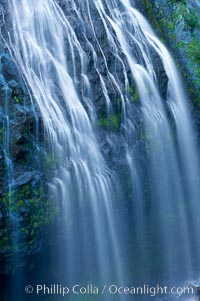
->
[[141, 0, 200, 103], [129, 85, 140, 103], [98, 112, 122, 130], [0, 180, 58, 272]]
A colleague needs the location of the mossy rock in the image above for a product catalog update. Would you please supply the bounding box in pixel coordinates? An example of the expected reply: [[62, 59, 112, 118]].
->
[[0, 181, 59, 272], [98, 112, 122, 130]]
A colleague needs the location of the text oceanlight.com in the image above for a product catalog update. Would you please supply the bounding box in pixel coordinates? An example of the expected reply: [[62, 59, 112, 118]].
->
[[25, 283, 195, 297]]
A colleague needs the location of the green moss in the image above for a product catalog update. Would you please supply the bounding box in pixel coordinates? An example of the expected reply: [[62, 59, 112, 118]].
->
[[186, 37, 200, 102], [175, 41, 185, 49], [98, 112, 122, 130], [141, 0, 200, 104], [169, 2, 199, 33], [129, 86, 140, 103], [142, 0, 163, 37], [168, 22, 175, 31], [171, 2, 199, 31], [188, 37, 200, 63], [168, 0, 187, 4], [184, 8, 199, 31], [14, 96, 20, 103], [0, 182, 58, 258]]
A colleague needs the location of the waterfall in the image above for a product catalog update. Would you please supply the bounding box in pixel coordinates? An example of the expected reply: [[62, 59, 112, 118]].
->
[[6, 0, 200, 299]]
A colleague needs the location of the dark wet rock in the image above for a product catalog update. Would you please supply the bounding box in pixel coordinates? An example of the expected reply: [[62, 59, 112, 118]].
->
[[149, 47, 169, 100], [8, 80, 18, 89], [59, 0, 169, 118], [0, 74, 6, 86], [11, 171, 39, 188], [0, 4, 5, 27], [0, 154, 3, 161], [0, 0, 198, 277], [10, 212, 23, 223], [196, 285, 200, 294], [0, 32, 51, 274], [23, 199, 30, 207], [16, 136, 29, 146], [15, 149, 31, 163], [14, 104, 30, 113], [135, 0, 200, 133], [1, 53, 19, 81], [18, 206, 29, 215]]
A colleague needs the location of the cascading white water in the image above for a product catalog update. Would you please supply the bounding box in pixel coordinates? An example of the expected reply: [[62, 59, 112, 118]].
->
[[6, 0, 200, 299], [7, 0, 125, 288]]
